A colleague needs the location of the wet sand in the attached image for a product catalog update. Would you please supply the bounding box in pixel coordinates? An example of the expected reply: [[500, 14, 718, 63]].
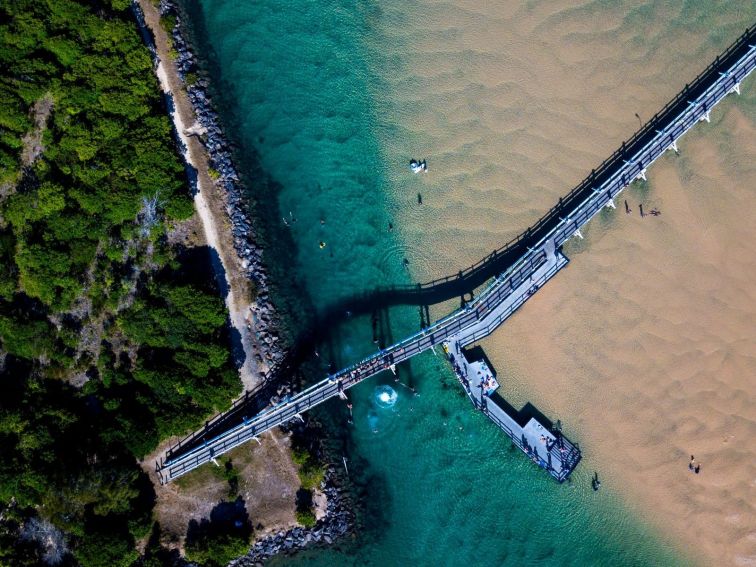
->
[[367, 1, 755, 564], [496, 106, 756, 566]]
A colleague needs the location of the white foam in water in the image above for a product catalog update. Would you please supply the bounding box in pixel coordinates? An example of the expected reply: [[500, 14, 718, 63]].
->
[[374, 385, 398, 408]]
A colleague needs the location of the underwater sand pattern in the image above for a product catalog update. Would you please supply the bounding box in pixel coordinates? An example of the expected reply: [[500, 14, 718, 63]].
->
[[366, 1, 755, 564]]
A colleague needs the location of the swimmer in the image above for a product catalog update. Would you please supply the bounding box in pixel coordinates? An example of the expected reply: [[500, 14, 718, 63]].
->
[[388, 222, 393, 232], [319, 241, 326, 249]]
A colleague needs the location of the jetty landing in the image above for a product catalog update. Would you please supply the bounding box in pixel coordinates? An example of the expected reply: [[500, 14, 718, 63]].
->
[[445, 345, 580, 482]]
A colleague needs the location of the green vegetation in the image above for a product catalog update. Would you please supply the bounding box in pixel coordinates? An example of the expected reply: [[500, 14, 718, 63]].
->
[[185, 502, 253, 567], [0, 0, 243, 564], [295, 509, 317, 528], [292, 446, 324, 528], [292, 447, 326, 491], [185, 528, 251, 567]]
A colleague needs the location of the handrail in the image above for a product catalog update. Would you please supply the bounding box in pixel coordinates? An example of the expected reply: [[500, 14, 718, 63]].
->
[[379, 26, 754, 293], [158, 26, 756, 479]]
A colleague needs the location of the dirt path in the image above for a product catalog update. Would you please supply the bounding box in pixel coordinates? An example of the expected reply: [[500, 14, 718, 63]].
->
[[142, 429, 299, 551], [135, 0, 301, 546], [1, 92, 53, 201], [137, 0, 262, 391], [21, 93, 53, 167]]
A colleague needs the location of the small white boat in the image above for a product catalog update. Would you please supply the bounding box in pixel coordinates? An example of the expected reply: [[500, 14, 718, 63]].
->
[[409, 159, 428, 173]]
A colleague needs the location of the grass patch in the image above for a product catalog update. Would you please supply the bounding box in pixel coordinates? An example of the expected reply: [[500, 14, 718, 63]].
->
[[174, 455, 239, 496], [292, 447, 325, 491], [295, 509, 316, 528]]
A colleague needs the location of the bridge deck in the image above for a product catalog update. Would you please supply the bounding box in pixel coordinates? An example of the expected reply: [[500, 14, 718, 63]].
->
[[442, 249, 580, 481], [156, 29, 756, 485]]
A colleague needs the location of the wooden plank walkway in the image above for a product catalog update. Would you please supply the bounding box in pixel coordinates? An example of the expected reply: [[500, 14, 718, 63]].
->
[[156, 29, 756, 485]]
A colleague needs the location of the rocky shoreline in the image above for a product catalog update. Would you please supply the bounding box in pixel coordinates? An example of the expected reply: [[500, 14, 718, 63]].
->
[[161, 0, 287, 372], [132, 0, 357, 560], [133, 0, 286, 374], [232, 465, 355, 566]]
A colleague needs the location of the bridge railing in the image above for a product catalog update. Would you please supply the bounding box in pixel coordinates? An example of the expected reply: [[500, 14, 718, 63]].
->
[[163, 248, 548, 463], [459, 255, 567, 346], [160, 26, 755, 477], [550, 46, 754, 250], [380, 26, 754, 294], [181, 31, 756, 455]]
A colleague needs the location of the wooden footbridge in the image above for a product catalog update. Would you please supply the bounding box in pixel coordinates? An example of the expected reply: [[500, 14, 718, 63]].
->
[[156, 28, 756, 484]]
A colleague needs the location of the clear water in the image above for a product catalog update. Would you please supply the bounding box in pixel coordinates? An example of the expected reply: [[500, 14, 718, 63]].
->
[[180, 1, 688, 564]]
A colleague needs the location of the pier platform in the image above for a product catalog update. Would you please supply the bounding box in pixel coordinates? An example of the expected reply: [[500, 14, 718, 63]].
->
[[444, 344, 581, 482]]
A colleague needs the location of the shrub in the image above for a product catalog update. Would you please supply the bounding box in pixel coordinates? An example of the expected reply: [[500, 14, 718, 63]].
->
[[291, 447, 325, 490], [295, 509, 316, 528]]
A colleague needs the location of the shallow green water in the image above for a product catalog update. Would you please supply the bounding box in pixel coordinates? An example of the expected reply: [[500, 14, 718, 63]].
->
[[180, 1, 688, 564]]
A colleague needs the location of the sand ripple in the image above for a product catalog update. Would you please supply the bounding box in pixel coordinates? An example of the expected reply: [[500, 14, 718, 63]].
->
[[365, 1, 756, 563]]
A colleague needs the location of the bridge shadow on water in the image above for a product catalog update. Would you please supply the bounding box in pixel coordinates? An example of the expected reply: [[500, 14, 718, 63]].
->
[[168, 17, 755, 457], [268, 23, 755, 386]]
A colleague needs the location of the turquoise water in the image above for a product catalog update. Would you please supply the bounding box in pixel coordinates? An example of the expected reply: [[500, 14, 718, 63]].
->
[[180, 1, 687, 565]]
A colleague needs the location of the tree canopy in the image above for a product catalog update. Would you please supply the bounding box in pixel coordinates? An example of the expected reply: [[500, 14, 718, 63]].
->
[[0, 0, 244, 564]]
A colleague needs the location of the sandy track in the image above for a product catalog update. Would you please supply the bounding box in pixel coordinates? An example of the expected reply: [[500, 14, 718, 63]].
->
[[138, 0, 261, 391]]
